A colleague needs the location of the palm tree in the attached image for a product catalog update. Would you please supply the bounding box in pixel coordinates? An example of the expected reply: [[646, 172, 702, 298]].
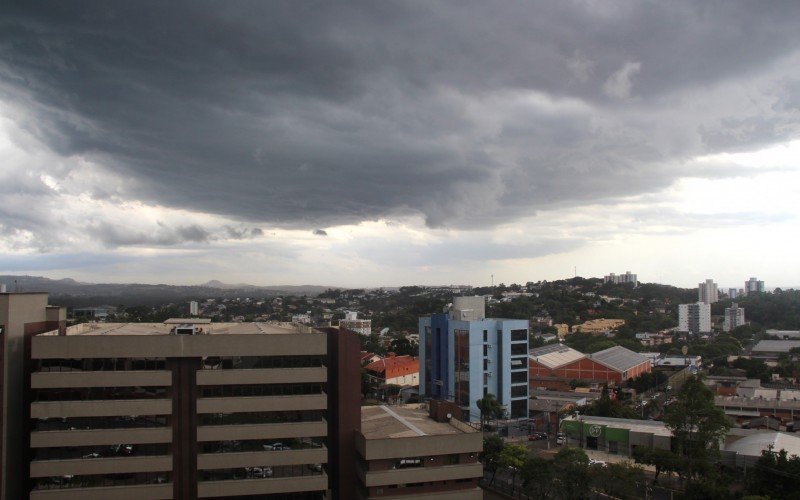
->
[[477, 393, 503, 430]]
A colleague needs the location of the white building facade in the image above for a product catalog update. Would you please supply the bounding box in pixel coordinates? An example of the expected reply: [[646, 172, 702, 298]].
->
[[679, 302, 711, 335], [698, 279, 719, 304]]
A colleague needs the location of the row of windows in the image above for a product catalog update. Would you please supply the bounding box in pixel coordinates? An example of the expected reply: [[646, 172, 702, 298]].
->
[[36, 356, 325, 373], [200, 437, 324, 454], [34, 472, 170, 491], [199, 383, 322, 398], [37, 358, 167, 372], [34, 443, 169, 461], [199, 464, 323, 482], [34, 415, 168, 431], [199, 410, 324, 426], [203, 356, 324, 370], [35, 386, 168, 402]]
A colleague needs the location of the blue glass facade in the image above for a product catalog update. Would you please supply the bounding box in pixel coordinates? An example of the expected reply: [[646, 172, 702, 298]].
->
[[419, 312, 529, 422]]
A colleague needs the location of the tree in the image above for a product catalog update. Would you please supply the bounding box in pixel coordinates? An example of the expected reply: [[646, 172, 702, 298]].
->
[[498, 442, 528, 487], [388, 335, 417, 356], [481, 434, 504, 484], [521, 456, 554, 498], [476, 393, 503, 429], [590, 461, 646, 499], [664, 375, 730, 482], [551, 446, 590, 499], [745, 446, 800, 500], [632, 447, 683, 484]]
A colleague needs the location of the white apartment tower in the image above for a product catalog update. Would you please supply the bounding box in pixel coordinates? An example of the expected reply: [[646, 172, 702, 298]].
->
[[189, 300, 199, 315], [698, 279, 718, 304], [723, 303, 746, 332], [679, 302, 711, 335], [744, 277, 765, 295], [603, 271, 638, 287]]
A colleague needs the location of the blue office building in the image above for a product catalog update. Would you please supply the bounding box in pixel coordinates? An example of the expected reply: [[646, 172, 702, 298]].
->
[[419, 296, 529, 421]]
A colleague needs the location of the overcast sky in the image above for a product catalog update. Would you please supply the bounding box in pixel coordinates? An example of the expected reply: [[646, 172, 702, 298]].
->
[[2, 1, 800, 289]]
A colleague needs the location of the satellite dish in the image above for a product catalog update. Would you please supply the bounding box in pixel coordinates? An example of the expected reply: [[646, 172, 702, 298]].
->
[[681, 346, 689, 355]]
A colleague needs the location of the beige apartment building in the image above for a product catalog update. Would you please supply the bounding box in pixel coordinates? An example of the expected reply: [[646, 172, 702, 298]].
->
[[28, 319, 329, 500], [356, 405, 482, 500], [570, 318, 625, 334]]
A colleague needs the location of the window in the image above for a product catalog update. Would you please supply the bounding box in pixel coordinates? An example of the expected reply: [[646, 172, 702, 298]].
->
[[510, 329, 527, 342], [444, 454, 460, 465], [511, 343, 527, 356], [511, 385, 528, 398], [483, 330, 488, 342], [511, 371, 527, 384]]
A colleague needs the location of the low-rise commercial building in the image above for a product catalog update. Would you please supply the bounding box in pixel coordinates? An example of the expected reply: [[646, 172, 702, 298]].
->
[[340, 312, 372, 336], [635, 332, 673, 347], [751, 340, 800, 361], [364, 355, 419, 388], [561, 415, 672, 457], [356, 405, 482, 500]]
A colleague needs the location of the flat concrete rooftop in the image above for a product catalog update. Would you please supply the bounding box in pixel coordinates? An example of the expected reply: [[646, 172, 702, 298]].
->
[[360, 405, 473, 439], [40, 321, 313, 336]]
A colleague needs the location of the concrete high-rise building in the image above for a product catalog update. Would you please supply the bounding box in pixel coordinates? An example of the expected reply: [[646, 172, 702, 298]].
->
[[603, 272, 638, 287], [419, 296, 529, 421], [28, 319, 333, 499], [723, 303, 746, 332], [728, 288, 739, 300], [678, 302, 712, 335], [189, 301, 199, 316], [0, 293, 66, 500], [698, 279, 719, 304], [0, 292, 364, 500], [744, 277, 765, 296]]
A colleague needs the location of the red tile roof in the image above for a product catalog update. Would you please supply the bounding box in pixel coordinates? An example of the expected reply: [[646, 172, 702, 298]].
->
[[364, 355, 419, 379]]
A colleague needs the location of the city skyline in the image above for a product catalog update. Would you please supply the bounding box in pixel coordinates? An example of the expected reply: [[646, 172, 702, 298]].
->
[[2, 2, 800, 288]]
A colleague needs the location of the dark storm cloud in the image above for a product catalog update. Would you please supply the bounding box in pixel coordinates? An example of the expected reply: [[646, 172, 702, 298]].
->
[[2, 1, 800, 230], [312, 229, 328, 236], [88, 222, 211, 248]]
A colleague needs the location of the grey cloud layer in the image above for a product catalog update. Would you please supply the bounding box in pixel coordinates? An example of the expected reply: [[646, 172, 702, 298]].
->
[[2, 1, 800, 233]]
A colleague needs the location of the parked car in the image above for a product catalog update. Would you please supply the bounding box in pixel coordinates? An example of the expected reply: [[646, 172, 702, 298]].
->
[[307, 463, 323, 472], [555, 433, 565, 445], [81, 452, 102, 459], [589, 459, 607, 467], [528, 432, 547, 441]]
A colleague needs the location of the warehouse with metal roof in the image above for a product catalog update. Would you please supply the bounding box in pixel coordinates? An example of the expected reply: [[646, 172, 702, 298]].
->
[[529, 344, 651, 390]]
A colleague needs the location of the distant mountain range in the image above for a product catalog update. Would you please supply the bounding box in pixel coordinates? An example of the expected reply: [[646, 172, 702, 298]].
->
[[0, 275, 337, 307]]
